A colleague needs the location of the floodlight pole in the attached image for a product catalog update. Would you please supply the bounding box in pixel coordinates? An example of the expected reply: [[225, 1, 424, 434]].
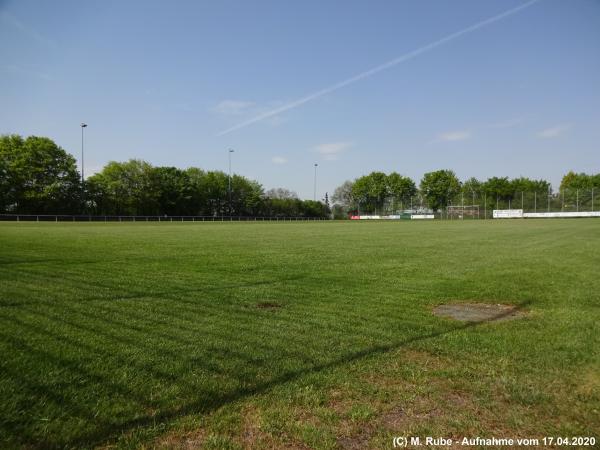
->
[[313, 163, 318, 201], [228, 148, 234, 215], [80, 123, 87, 212]]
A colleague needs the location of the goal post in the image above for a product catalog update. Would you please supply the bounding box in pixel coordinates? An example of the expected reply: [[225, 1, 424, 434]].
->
[[447, 205, 480, 220]]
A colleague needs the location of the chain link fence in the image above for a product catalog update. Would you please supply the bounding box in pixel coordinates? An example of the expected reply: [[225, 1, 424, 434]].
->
[[358, 188, 598, 219]]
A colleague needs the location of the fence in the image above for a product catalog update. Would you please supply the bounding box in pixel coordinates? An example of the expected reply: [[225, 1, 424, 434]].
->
[[448, 188, 598, 219], [366, 188, 598, 219], [0, 214, 330, 222]]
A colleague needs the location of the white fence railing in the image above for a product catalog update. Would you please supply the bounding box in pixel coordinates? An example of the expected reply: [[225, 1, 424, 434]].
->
[[0, 214, 329, 222]]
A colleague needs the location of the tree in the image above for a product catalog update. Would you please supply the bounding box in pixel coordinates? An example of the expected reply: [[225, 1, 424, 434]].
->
[[0, 134, 81, 213], [87, 159, 153, 215], [352, 172, 388, 213], [202, 170, 229, 215], [265, 188, 298, 200], [386, 172, 417, 210], [147, 166, 191, 215], [332, 180, 355, 211], [229, 175, 264, 216], [420, 170, 461, 211], [186, 167, 209, 215], [461, 177, 482, 195], [560, 171, 597, 191], [482, 177, 513, 202]]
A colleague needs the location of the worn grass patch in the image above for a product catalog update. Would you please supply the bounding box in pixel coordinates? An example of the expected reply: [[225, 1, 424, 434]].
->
[[432, 303, 526, 322]]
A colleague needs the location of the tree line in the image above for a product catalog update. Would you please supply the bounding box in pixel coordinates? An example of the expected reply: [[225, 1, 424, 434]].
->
[[0, 135, 329, 217], [2, 134, 598, 218], [332, 170, 600, 217]]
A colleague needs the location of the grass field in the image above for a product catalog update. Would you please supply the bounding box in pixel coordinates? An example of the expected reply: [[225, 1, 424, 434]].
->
[[0, 220, 599, 449]]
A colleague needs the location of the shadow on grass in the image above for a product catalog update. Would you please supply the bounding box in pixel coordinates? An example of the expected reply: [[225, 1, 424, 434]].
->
[[0, 291, 531, 448]]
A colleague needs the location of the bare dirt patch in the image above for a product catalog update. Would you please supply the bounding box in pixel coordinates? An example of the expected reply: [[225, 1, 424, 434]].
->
[[433, 303, 525, 322]]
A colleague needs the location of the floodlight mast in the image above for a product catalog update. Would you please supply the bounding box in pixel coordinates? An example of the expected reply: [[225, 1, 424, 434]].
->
[[313, 163, 318, 201], [80, 123, 87, 212], [228, 149, 234, 215]]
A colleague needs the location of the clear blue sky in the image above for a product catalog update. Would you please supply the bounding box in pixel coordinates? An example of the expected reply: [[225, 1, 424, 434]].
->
[[1, 0, 599, 199]]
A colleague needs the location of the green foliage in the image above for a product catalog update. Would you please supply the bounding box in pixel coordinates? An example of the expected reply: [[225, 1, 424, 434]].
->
[[510, 177, 550, 194], [87, 161, 328, 217], [87, 159, 154, 215], [419, 169, 461, 211], [386, 172, 417, 202], [0, 134, 81, 213], [482, 176, 513, 201], [560, 171, 600, 191], [461, 177, 482, 196], [346, 172, 417, 214], [352, 171, 388, 213]]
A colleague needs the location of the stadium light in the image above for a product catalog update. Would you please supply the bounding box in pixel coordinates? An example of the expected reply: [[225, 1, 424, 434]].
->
[[313, 163, 318, 201], [228, 149, 234, 215], [80, 123, 87, 212]]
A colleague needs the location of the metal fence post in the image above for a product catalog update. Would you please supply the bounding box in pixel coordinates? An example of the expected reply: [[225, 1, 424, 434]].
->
[[484, 193, 487, 219], [592, 188, 595, 212], [576, 189, 579, 212]]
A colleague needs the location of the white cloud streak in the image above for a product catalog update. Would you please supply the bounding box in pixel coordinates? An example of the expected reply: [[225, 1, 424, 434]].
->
[[315, 142, 352, 161], [437, 130, 472, 142], [216, 0, 542, 136], [537, 124, 571, 139], [271, 156, 287, 164], [0, 11, 57, 50]]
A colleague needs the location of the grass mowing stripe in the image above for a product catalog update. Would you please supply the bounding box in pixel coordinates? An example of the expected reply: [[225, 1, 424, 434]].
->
[[0, 220, 598, 448]]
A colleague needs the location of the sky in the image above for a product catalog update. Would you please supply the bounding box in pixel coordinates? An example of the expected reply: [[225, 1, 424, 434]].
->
[[1, 0, 599, 199]]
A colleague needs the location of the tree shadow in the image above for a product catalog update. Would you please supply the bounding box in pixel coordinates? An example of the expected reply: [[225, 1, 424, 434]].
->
[[65, 300, 532, 448]]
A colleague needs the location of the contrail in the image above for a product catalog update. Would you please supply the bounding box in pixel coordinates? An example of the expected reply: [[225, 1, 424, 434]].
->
[[217, 0, 542, 136]]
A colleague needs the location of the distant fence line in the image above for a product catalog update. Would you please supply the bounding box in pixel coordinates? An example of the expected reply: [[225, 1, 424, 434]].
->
[[370, 188, 598, 219], [0, 214, 330, 222]]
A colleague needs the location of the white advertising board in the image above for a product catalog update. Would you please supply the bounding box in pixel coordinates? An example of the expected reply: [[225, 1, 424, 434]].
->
[[523, 211, 600, 219], [493, 209, 523, 219], [411, 214, 434, 220], [358, 215, 381, 220]]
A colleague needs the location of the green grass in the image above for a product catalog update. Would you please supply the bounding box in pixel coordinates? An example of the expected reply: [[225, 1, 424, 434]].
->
[[0, 220, 598, 449]]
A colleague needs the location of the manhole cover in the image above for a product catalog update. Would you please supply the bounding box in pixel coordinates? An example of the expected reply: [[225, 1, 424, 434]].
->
[[433, 303, 524, 322]]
